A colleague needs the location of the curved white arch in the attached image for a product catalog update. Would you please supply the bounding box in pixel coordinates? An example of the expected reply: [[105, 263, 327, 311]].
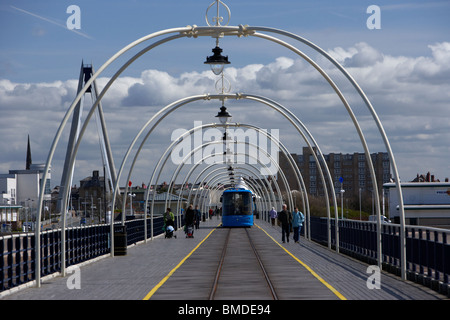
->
[[150, 122, 308, 235], [35, 24, 405, 285]]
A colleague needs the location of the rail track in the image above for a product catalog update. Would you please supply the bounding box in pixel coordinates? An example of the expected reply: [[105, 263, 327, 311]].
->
[[209, 228, 278, 300]]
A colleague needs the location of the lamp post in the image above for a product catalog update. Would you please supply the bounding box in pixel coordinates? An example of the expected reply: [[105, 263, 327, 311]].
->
[[339, 179, 345, 220]]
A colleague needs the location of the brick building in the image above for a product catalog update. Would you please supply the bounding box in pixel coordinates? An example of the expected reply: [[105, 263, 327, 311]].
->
[[278, 147, 391, 204]]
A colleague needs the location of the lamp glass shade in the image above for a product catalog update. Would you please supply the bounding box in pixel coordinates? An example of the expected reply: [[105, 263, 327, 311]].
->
[[210, 64, 225, 75]]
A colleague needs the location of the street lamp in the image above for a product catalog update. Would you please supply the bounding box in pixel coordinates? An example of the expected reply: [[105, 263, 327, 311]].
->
[[216, 105, 232, 124], [204, 46, 230, 75]]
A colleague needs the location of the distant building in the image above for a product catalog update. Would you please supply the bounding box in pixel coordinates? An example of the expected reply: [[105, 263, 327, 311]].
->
[[278, 147, 391, 199], [384, 176, 450, 228], [8, 163, 52, 205], [1, 136, 51, 205], [0, 174, 16, 205], [0, 136, 51, 230], [77, 170, 110, 223]]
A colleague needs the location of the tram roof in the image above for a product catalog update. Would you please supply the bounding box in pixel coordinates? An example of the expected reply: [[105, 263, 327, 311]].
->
[[223, 188, 252, 193]]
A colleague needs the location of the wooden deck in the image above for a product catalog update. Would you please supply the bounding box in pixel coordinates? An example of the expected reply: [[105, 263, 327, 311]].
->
[[150, 227, 340, 300], [1, 218, 447, 301]]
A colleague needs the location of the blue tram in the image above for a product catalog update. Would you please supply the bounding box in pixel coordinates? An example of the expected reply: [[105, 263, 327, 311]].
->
[[221, 188, 254, 227]]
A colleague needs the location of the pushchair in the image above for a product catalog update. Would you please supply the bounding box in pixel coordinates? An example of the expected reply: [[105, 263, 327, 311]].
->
[[185, 224, 194, 238], [165, 225, 175, 238], [165, 219, 176, 239]]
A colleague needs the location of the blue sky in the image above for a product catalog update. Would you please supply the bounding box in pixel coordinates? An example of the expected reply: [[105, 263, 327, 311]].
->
[[1, 0, 450, 189], [2, 0, 449, 82]]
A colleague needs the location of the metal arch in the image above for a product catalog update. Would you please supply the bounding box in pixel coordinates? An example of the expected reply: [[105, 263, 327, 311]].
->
[[180, 123, 308, 234], [81, 27, 378, 264], [162, 141, 293, 224], [246, 25, 403, 278], [244, 31, 381, 256], [158, 124, 286, 219], [201, 176, 265, 218], [122, 99, 315, 241], [38, 31, 189, 279], [59, 25, 380, 258], [166, 153, 280, 231], [60, 29, 343, 254], [164, 144, 288, 216], [144, 121, 306, 230], [197, 173, 262, 219], [97, 27, 383, 259], [181, 163, 276, 224], [194, 174, 263, 223], [189, 154, 286, 221], [233, 123, 309, 235], [143, 135, 281, 238], [58, 34, 187, 274], [120, 94, 330, 247], [189, 166, 272, 219], [182, 163, 276, 223], [35, 22, 404, 284], [205, 171, 272, 219], [195, 171, 261, 214], [58, 26, 349, 265], [241, 94, 338, 249], [200, 24, 393, 265]]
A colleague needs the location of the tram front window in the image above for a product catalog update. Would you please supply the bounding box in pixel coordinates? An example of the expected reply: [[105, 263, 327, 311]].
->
[[223, 192, 251, 215]]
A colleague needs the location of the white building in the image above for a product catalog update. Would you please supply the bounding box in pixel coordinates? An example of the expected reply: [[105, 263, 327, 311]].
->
[[0, 174, 16, 204], [7, 163, 52, 205], [384, 182, 450, 228], [0, 137, 52, 230]]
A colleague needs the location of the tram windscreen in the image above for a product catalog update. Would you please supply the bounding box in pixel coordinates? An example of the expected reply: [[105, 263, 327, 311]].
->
[[223, 192, 252, 216]]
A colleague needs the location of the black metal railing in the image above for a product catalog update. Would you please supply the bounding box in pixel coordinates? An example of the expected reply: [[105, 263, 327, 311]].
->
[[2, 214, 447, 295], [309, 216, 449, 292], [1, 215, 174, 293]]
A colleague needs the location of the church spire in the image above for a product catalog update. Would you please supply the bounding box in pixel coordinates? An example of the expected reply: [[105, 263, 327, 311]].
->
[[26, 135, 32, 170]]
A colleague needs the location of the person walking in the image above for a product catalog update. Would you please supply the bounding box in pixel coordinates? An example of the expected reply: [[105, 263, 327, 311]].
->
[[269, 207, 277, 226], [292, 207, 305, 243], [277, 204, 290, 243], [194, 205, 201, 229], [185, 204, 195, 236], [163, 207, 175, 233]]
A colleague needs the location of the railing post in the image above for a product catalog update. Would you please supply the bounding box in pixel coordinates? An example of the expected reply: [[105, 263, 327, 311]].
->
[[0, 238, 4, 290], [434, 231, 439, 281], [15, 236, 21, 285], [7, 237, 13, 288], [443, 233, 448, 284]]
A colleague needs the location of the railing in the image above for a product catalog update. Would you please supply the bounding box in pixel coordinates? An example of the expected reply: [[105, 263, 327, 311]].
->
[[310, 216, 450, 294], [0, 215, 176, 293], [2, 214, 448, 295]]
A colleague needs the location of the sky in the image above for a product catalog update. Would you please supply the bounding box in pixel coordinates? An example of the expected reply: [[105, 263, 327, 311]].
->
[[0, 0, 449, 191]]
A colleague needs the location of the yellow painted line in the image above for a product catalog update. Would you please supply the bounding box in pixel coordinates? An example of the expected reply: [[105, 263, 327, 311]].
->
[[255, 224, 347, 300], [143, 225, 220, 300]]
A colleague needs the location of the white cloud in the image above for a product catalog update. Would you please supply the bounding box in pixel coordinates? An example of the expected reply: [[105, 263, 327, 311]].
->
[[1, 41, 450, 185]]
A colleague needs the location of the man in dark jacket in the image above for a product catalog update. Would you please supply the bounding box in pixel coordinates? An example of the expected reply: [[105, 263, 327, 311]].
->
[[278, 204, 291, 243]]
